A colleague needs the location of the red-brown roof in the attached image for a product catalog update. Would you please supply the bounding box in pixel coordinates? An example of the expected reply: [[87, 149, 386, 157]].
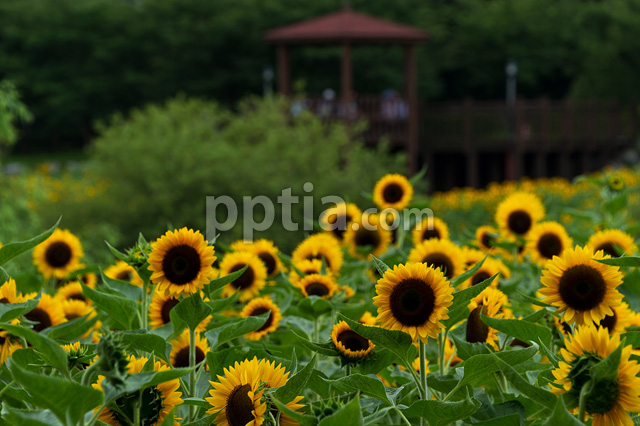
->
[[265, 8, 428, 45]]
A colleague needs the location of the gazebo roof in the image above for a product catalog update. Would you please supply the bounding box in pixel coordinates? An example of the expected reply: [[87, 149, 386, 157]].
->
[[264, 8, 428, 45]]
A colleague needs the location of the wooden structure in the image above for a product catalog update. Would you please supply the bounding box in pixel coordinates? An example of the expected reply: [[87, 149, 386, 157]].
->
[[264, 7, 428, 173]]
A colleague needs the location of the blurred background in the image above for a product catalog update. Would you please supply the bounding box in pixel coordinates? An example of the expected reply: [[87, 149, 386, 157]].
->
[[1, 0, 639, 268]]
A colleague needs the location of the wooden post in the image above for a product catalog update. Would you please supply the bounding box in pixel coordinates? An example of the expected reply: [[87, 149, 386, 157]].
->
[[536, 98, 550, 178], [276, 45, 290, 96], [341, 43, 353, 104], [560, 100, 573, 178], [463, 98, 478, 187], [405, 45, 418, 175]]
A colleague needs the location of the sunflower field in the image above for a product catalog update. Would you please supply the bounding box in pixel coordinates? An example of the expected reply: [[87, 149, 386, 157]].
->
[[1, 167, 640, 426]]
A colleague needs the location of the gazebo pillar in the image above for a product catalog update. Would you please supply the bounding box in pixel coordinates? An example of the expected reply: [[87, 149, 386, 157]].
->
[[341, 43, 353, 105], [276, 44, 291, 96], [405, 45, 418, 174]]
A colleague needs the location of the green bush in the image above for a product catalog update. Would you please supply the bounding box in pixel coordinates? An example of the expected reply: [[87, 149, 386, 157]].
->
[[87, 95, 406, 251]]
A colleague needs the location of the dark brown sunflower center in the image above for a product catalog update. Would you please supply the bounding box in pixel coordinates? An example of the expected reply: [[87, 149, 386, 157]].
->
[[561, 321, 572, 336], [226, 384, 255, 426], [306, 282, 329, 297], [0, 298, 9, 304], [66, 313, 81, 320], [45, 241, 73, 268], [68, 293, 86, 302], [471, 271, 491, 286], [354, 228, 381, 249], [229, 264, 255, 290], [173, 346, 205, 368], [599, 310, 617, 331], [422, 228, 441, 241], [0, 335, 5, 345], [116, 270, 133, 281], [80, 274, 92, 284], [162, 244, 201, 285], [466, 305, 489, 343], [337, 329, 370, 352], [422, 253, 454, 279], [507, 210, 532, 235], [595, 243, 621, 258], [537, 233, 563, 259], [558, 265, 607, 311], [111, 386, 163, 426], [383, 183, 404, 203], [481, 232, 495, 249], [389, 278, 436, 326], [24, 308, 52, 332], [161, 298, 180, 324], [257, 252, 277, 276], [250, 307, 274, 332]]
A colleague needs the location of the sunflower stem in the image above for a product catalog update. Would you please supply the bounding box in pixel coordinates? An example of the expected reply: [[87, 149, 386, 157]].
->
[[188, 326, 197, 422], [141, 279, 149, 330], [394, 406, 413, 426], [578, 380, 593, 423], [345, 365, 351, 377], [438, 332, 446, 377], [0, 380, 15, 399], [419, 340, 428, 402]]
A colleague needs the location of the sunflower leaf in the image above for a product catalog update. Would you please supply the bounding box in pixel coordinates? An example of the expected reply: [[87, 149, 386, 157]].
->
[[338, 314, 414, 363], [595, 256, 640, 267], [590, 341, 622, 382], [204, 311, 270, 350], [42, 313, 98, 341], [320, 374, 392, 405], [0, 266, 9, 283], [450, 253, 490, 288], [403, 397, 480, 426], [120, 330, 171, 364], [173, 292, 213, 331], [0, 218, 60, 266], [318, 395, 363, 426], [274, 354, 316, 403], [100, 269, 143, 301], [356, 348, 399, 375], [540, 396, 585, 426], [0, 297, 40, 323], [81, 284, 139, 330], [291, 330, 339, 356], [122, 367, 193, 394], [271, 397, 317, 426], [104, 240, 130, 263], [205, 263, 249, 297], [2, 407, 64, 426], [481, 315, 553, 348], [370, 255, 390, 277], [442, 273, 499, 329]]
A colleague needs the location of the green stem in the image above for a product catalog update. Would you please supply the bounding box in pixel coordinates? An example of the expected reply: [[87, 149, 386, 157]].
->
[[86, 403, 106, 426], [141, 280, 149, 330], [394, 406, 413, 426], [403, 358, 425, 397], [419, 341, 428, 400], [188, 327, 197, 422], [578, 380, 593, 423], [345, 365, 351, 377], [438, 332, 446, 377], [0, 380, 15, 399]]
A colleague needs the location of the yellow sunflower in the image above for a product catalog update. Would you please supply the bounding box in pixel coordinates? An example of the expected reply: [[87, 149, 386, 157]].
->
[[206, 357, 267, 426], [539, 245, 624, 325], [240, 296, 282, 341], [169, 329, 210, 369], [105, 260, 143, 287], [320, 202, 362, 243], [586, 229, 638, 258], [148, 290, 211, 331], [461, 247, 485, 270], [551, 325, 640, 426], [554, 315, 573, 338], [359, 311, 377, 326], [55, 281, 91, 305], [476, 226, 499, 252], [374, 262, 454, 343], [219, 252, 267, 302], [24, 293, 66, 332], [93, 355, 183, 426], [0, 278, 24, 304], [466, 287, 514, 350], [298, 273, 338, 299], [257, 359, 305, 426], [373, 174, 414, 210], [33, 228, 84, 279], [407, 239, 465, 280], [597, 301, 633, 335], [288, 259, 325, 288], [246, 240, 285, 279], [61, 299, 96, 333], [0, 329, 21, 366], [412, 217, 450, 247], [343, 213, 392, 260], [330, 321, 374, 360], [148, 227, 217, 298], [495, 192, 545, 237], [291, 234, 343, 276], [230, 240, 254, 252], [77, 271, 98, 288], [458, 256, 509, 290], [525, 221, 573, 266]]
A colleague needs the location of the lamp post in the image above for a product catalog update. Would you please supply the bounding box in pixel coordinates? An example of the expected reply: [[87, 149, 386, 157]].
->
[[505, 59, 519, 180], [263, 66, 274, 97], [505, 59, 517, 106]]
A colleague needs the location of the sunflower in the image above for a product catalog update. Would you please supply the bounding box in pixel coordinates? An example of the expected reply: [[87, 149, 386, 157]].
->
[[359, 311, 377, 326], [551, 325, 640, 426], [466, 287, 514, 350], [246, 240, 285, 279], [33, 228, 84, 279], [206, 357, 267, 426], [55, 281, 91, 305], [288, 259, 325, 288], [373, 174, 414, 210], [412, 217, 450, 247], [476, 226, 499, 252], [374, 262, 454, 343], [319, 202, 362, 243], [230, 240, 254, 252], [257, 359, 305, 426], [105, 260, 143, 287], [458, 256, 509, 290], [149, 290, 211, 331], [343, 213, 392, 260], [93, 355, 183, 426], [597, 301, 633, 335], [0, 329, 21, 366], [407, 239, 465, 280], [219, 252, 267, 302], [291, 234, 343, 276], [169, 329, 210, 369], [586, 229, 638, 258], [554, 315, 573, 338], [411, 356, 430, 373], [61, 299, 96, 329], [495, 192, 545, 237], [525, 221, 573, 266], [24, 293, 66, 332], [240, 296, 282, 341], [607, 174, 625, 191], [331, 321, 374, 360], [77, 272, 98, 288], [539, 245, 624, 325], [0, 278, 24, 304], [148, 227, 217, 298], [298, 274, 338, 299]]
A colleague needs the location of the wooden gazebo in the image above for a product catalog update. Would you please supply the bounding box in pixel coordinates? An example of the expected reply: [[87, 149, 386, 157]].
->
[[265, 7, 428, 173]]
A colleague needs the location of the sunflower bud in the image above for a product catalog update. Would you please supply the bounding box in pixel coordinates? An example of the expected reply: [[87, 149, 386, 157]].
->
[[96, 332, 129, 388]]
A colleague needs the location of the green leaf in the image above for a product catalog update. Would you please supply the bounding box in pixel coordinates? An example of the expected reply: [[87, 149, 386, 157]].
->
[[81, 284, 139, 330], [291, 330, 338, 356], [0, 298, 40, 323], [0, 218, 60, 266], [272, 397, 317, 426], [537, 337, 561, 369], [100, 270, 143, 301], [123, 367, 193, 394], [356, 348, 398, 375], [0, 266, 9, 284], [541, 397, 585, 426], [481, 315, 552, 348], [42, 313, 98, 341], [0, 323, 69, 376], [206, 264, 249, 296], [442, 273, 499, 329], [403, 397, 480, 426], [370, 255, 390, 277], [8, 361, 102, 426], [591, 342, 622, 382], [181, 414, 219, 426], [120, 330, 171, 364], [321, 374, 392, 405], [173, 292, 213, 331], [450, 332, 491, 360], [596, 256, 640, 267], [204, 311, 270, 349], [318, 396, 363, 426], [105, 240, 129, 263], [451, 253, 490, 287], [297, 296, 333, 317], [2, 408, 64, 426], [603, 193, 628, 215], [275, 355, 316, 403], [338, 314, 413, 362], [207, 291, 240, 314], [622, 331, 640, 348]]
